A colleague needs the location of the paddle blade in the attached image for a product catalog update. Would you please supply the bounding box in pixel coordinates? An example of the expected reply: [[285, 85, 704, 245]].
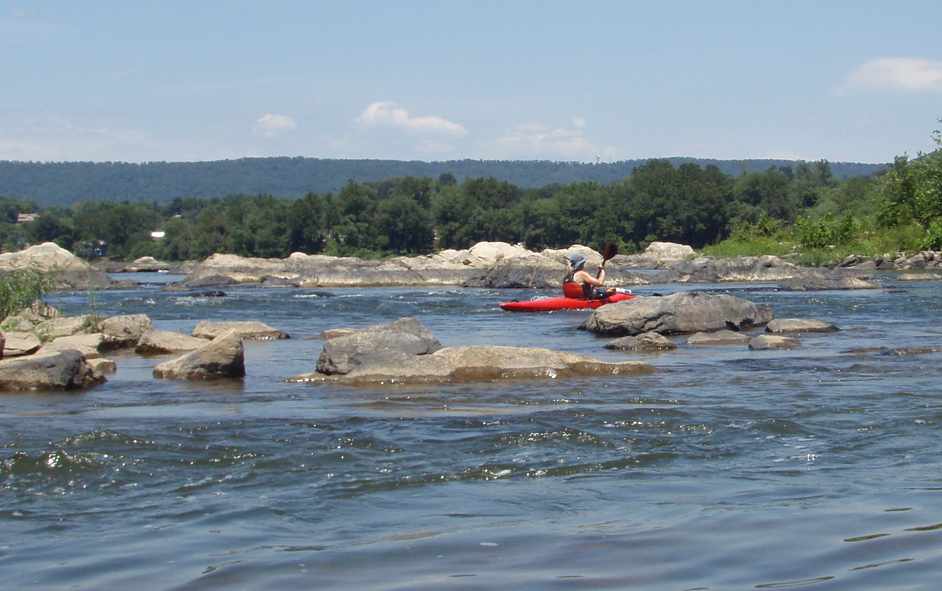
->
[[601, 242, 618, 262]]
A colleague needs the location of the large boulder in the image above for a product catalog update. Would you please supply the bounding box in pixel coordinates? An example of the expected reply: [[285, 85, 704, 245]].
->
[[316, 317, 442, 375], [192, 320, 288, 340], [136, 329, 208, 355], [100, 314, 153, 348], [0, 350, 104, 391], [0, 243, 112, 289], [766, 319, 838, 334], [2, 331, 42, 357], [605, 332, 677, 352], [292, 345, 653, 385], [39, 333, 106, 359], [581, 292, 773, 336], [153, 331, 245, 380]]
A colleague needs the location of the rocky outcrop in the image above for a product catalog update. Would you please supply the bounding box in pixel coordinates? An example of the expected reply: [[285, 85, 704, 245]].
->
[[766, 319, 838, 334], [2, 332, 42, 357], [749, 335, 800, 350], [605, 332, 677, 352], [582, 292, 773, 336], [293, 345, 653, 386], [153, 331, 245, 380], [40, 333, 106, 359], [135, 329, 208, 355], [687, 330, 751, 346], [192, 320, 289, 341], [0, 242, 111, 290], [316, 317, 442, 375], [0, 350, 104, 391], [0, 301, 59, 332], [100, 314, 153, 348]]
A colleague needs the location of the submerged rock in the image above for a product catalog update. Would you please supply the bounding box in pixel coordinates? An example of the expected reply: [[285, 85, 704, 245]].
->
[[292, 345, 652, 385], [582, 292, 773, 336], [316, 317, 442, 375], [687, 330, 751, 346], [766, 318, 838, 334], [135, 329, 208, 355], [0, 350, 104, 391], [749, 335, 800, 350], [192, 320, 289, 340], [605, 332, 677, 352], [779, 272, 877, 291], [153, 331, 245, 380]]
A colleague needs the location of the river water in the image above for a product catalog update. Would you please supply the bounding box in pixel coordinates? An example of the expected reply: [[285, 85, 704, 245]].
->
[[3, 274, 942, 590]]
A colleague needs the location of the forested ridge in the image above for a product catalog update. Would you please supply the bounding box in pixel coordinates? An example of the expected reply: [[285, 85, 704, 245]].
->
[[0, 157, 885, 206]]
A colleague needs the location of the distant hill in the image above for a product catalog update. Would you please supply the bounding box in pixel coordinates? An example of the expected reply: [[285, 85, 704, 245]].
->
[[0, 157, 887, 206]]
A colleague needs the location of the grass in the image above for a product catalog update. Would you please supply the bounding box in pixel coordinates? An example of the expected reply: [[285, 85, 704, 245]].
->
[[0, 270, 52, 324]]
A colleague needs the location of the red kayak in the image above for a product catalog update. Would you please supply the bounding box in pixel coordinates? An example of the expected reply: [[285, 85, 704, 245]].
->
[[500, 292, 635, 312]]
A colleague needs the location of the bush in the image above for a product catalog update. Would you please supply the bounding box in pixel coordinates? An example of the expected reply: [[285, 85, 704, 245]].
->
[[0, 270, 51, 321]]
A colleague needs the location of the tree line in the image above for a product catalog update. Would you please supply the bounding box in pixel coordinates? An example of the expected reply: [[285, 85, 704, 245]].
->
[[0, 157, 885, 206], [0, 127, 938, 264]]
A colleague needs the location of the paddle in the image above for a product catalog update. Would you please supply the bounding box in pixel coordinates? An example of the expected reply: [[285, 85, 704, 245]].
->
[[597, 242, 618, 278]]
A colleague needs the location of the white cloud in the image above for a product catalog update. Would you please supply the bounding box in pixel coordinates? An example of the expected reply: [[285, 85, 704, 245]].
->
[[254, 113, 297, 137], [845, 57, 942, 92], [355, 101, 467, 137], [487, 120, 616, 161]]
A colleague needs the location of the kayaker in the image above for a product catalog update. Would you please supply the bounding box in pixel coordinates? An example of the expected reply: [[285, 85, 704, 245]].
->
[[563, 254, 615, 300]]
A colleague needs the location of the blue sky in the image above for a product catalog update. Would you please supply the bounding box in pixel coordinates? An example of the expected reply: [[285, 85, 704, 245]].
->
[[2, 0, 940, 163]]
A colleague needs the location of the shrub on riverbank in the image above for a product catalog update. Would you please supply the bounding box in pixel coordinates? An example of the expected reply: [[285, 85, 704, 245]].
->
[[0, 270, 51, 322]]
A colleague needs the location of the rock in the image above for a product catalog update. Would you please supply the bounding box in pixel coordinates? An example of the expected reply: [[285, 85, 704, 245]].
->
[[292, 345, 653, 385], [100, 314, 153, 348], [464, 256, 565, 288], [192, 320, 289, 340], [39, 333, 106, 359], [35, 315, 97, 341], [582, 292, 773, 336], [0, 301, 59, 332], [605, 332, 677, 352], [2, 331, 42, 357], [843, 346, 942, 357], [467, 241, 532, 262], [898, 272, 942, 281], [643, 241, 696, 260], [320, 328, 359, 340], [135, 329, 208, 355], [0, 350, 104, 391], [749, 335, 800, 350], [687, 330, 751, 346], [316, 317, 442, 375], [88, 358, 117, 375], [153, 331, 245, 380], [766, 318, 839, 334], [779, 272, 878, 291], [0, 243, 112, 290]]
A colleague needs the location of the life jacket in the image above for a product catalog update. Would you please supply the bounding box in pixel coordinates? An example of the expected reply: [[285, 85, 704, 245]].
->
[[564, 270, 604, 300], [562, 270, 591, 299]]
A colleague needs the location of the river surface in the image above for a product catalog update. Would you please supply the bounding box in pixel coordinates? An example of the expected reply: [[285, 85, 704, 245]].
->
[[3, 274, 942, 590]]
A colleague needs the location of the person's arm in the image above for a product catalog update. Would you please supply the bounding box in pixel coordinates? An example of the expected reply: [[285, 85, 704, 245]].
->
[[575, 270, 605, 286]]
